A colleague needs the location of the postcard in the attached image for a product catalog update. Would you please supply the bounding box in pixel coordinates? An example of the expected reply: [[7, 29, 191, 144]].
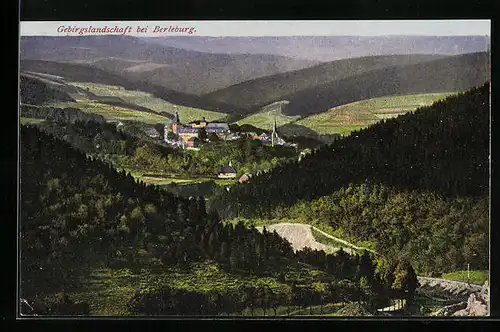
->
[[18, 20, 491, 318]]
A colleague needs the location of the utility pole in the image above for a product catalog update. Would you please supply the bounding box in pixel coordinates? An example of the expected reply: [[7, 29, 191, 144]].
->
[[468, 252, 477, 285]]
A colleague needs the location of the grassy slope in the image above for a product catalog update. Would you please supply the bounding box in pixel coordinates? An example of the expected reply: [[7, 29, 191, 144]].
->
[[70, 82, 228, 123], [50, 100, 171, 125], [20, 59, 248, 114], [296, 93, 453, 135], [441, 270, 489, 285], [20, 117, 46, 125], [46, 260, 332, 315], [236, 108, 301, 131]]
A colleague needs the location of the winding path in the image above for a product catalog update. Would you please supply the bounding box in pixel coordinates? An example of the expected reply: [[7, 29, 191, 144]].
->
[[256, 223, 371, 255]]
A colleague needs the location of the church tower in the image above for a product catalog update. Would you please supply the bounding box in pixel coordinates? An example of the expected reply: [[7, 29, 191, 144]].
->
[[171, 111, 180, 134], [272, 118, 277, 147]]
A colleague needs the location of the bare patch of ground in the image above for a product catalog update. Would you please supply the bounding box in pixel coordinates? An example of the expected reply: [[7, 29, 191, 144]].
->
[[256, 223, 356, 254]]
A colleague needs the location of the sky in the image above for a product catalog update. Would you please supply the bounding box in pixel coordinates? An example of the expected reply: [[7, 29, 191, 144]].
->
[[20, 20, 491, 37]]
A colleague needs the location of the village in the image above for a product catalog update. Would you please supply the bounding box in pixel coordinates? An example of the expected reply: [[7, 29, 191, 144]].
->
[[163, 111, 290, 149], [137, 110, 301, 183]]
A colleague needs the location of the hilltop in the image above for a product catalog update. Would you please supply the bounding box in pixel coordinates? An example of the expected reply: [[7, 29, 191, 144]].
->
[[283, 52, 490, 116], [20, 35, 318, 95], [203, 52, 490, 116], [146, 35, 490, 62], [202, 54, 447, 112], [20, 60, 246, 114], [20, 73, 77, 105]]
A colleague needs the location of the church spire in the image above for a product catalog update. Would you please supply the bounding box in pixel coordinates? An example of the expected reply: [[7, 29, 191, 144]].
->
[[272, 117, 277, 147]]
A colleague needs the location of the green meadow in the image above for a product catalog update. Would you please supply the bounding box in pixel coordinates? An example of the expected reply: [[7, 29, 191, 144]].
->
[[441, 270, 489, 286], [50, 100, 171, 125], [236, 108, 301, 131], [20, 117, 45, 125], [70, 82, 228, 123], [296, 93, 454, 135]]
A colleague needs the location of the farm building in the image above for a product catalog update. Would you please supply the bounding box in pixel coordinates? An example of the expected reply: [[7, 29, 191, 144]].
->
[[186, 137, 200, 148], [238, 173, 251, 184], [218, 162, 237, 179]]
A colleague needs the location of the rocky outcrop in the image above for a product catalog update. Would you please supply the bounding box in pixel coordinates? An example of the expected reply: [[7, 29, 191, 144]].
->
[[452, 293, 488, 316], [478, 280, 490, 304], [428, 281, 489, 317]]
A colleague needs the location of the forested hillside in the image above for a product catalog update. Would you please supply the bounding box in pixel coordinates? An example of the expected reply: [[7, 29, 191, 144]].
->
[[203, 52, 489, 116], [210, 83, 490, 275], [211, 83, 489, 216], [283, 52, 490, 116], [21, 125, 197, 295], [203, 54, 446, 111], [21, 126, 418, 315], [280, 183, 488, 276], [20, 74, 76, 105]]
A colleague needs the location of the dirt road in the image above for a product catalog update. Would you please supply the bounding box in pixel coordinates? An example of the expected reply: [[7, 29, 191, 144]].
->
[[256, 223, 357, 254]]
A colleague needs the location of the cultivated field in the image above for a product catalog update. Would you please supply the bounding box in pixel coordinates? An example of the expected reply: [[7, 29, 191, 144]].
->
[[50, 100, 171, 125], [236, 108, 301, 131], [296, 93, 453, 135], [70, 82, 228, 123]]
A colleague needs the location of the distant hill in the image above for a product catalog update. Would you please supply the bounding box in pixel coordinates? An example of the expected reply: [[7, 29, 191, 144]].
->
[[146, 35, 490, 62], [20, 60, 247, 114], [20, 73, 77, 105], [206, 52, 489, 116], [283, 52, 490, 116], [202, 54, 449, 112], [20, 35, 318, 95]]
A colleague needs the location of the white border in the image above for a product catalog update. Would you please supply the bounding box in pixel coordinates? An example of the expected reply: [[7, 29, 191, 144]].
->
[[19, 20, 491, 37]]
